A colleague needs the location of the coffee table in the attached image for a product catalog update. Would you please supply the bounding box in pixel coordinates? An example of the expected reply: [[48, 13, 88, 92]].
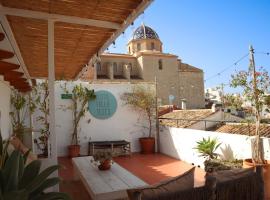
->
[[72, 156, 148, 200]]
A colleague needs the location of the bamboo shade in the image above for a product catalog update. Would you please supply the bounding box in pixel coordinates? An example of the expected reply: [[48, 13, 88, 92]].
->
[[1, 0, 144, 79]]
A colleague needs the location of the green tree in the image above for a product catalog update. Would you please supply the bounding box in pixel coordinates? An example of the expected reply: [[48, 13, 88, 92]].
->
[[231, 60, 270, 163], [62, 83, 96, 145], [121, 85, 156, 138], [223, 93, 243, 110]]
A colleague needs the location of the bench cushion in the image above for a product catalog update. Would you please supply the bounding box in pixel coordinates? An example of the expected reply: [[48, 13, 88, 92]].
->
[[207, 167, 262, 200], [207, 167, 254, 183], [127, 167, 195, 200]]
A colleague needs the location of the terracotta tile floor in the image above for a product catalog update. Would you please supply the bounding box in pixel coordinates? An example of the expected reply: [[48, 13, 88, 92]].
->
[[58, 153, 205, 200]]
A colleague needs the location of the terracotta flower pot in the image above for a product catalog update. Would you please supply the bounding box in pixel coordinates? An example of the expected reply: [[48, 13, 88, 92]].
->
[[98, 159, 112, 170], [68, 145, 80, 158], [139, 137, 155, 154], [243, 159, 270, 199]]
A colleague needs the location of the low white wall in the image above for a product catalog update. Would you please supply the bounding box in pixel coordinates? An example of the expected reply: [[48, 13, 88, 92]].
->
[[160, 126, 270, 168], [0, 77, 11, 140], [55, 82, 150, 156]]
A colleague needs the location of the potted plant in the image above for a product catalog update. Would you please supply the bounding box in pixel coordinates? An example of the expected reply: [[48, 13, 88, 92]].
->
[[10, 90, 36, 142], [194, 137, 242, 172], [194, 137, 221, 161], [91, 151, 114, 170], [230, 45, 270, 197], [62, 83, 96, 157], [194, 137, 221, 172], [32, 81, 50, 158], [121, 85, 156, 154]]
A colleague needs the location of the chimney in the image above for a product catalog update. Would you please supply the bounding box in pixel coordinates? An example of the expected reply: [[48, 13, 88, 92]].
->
[[211, 103, 222, 112], [211, 104, 217, 112], [181, 99, 187, 110]]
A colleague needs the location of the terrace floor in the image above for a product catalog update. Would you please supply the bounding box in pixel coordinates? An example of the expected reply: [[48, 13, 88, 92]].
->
[[58, 153, 205, 200]]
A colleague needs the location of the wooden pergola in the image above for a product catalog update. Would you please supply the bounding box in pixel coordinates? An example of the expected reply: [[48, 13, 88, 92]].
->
[[0, 0, 153, 81], [0, 0, 153, 180]]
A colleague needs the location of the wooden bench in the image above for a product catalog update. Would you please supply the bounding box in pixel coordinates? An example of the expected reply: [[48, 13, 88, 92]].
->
[[72, 156, 147, 200], [88, 140, 131, 156]]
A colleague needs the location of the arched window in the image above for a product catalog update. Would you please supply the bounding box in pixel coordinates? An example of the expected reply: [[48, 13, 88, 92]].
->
[[158, 59, 163, 70], [151, 42, 155, 50], [128, 46, 130, 54], [137, 43, 141, 51], [113, 62, 117, 73]]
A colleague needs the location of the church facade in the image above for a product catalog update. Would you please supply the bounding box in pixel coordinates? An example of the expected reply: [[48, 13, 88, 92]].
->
[[83, 24, 205, 109]]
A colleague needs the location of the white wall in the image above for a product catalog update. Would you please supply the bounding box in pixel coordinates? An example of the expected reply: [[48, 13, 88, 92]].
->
[[0, 77, 11, 140], [160, 126, 270, 168], [55, 82, 150, 156]]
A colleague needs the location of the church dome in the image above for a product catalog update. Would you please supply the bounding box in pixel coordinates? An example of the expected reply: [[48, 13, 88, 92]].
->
[[132, 24, 159, 40]]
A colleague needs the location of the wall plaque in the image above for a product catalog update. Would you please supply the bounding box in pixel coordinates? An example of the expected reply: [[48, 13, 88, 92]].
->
[[88, 90, 117, 119], [61, 93, 72, 99]]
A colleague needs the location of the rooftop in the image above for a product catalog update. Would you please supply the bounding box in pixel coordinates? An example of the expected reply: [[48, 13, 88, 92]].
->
[[160, 109, 215, 128], [179, 63, 203, 73], [101, 53, 136, 59], [215, 123, 270, 137]]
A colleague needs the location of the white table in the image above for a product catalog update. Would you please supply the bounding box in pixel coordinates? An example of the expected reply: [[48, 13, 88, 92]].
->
[[72, 156, 148, 200]]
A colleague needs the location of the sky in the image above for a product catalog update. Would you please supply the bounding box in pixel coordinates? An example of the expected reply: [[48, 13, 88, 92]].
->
[[108, 0, 270, 94]]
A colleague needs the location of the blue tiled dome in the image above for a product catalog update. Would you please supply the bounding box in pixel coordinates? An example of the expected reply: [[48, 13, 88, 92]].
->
[[133, 24, 159, 40]]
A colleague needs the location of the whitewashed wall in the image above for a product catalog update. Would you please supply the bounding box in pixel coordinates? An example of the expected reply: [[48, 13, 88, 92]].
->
[[0, 77, 11, 139], [55, 81, 150, 156], [160, 126, 270, 168]]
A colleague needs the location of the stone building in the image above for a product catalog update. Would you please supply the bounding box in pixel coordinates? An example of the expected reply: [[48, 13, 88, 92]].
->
[[83, 24, 205, 109]]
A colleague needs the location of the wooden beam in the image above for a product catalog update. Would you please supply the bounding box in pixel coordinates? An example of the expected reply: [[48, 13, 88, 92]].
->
[[0, 61, 20, 72], [0, 11, 31, 79], [5, 76, 27, 82], [0, 49, 14, 59], [16, 85, 30, 89], [0, 6, 121, 30], [12, 84, 29, 89], [10, 79, 29, 85], [9, 80, 29, 87], [13, 81, 29, 86], [5, 77, 26, 84], [0, 32, 4, 41], [3, 70, 23, 77]]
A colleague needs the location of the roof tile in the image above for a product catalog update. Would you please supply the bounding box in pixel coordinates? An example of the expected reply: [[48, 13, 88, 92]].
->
[[215, 124, 270, 137]]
